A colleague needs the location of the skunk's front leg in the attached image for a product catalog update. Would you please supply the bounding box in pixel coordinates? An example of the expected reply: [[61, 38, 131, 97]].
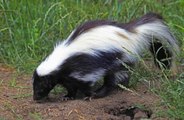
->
[[94, 73, 116, 98], [61, 83, 77, 101], [78, 81, 96, 101], [83, 89, 97, 101], [62, 89, 77, 101], [83, 92, 96, 101]]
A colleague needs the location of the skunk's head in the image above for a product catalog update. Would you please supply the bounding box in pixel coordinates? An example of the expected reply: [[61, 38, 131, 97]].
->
[[32, 70, 58, 101]]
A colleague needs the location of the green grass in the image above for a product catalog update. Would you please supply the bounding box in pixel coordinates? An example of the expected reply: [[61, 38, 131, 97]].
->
[[124, 61, 184, 119], [3, 102, 23, 120], [8, 78, 17, 87], [158, 77, 184, 119], [0, 117, 6, 120], [0, 0, 184, 119], [29, 112, 42, 120]]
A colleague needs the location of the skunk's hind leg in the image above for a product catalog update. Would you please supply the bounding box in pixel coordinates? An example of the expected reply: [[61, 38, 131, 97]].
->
[[114, 70, 129, 87], [62, 79, 78, 100], [95, 70, 130, 98], [95, 73, 116, 98], [78, 83, 96, 101], [78, 81, 95, 97]]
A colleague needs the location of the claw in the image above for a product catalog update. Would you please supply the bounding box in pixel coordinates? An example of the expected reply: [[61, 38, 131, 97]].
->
[[83, 91, 97, 101], [60, 96, 74, 101], [83, 96, 93, 101]]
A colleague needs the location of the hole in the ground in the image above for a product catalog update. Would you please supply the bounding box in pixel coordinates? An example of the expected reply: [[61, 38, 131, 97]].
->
[[107, 106, 152, 119]]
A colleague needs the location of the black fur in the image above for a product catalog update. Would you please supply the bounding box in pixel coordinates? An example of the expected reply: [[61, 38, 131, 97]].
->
[[33, 71, 94, 100], [95, 72, 120, 98], [60, 77, 94, 99], [61, 50, 122, 74], [33, 71, 58, 100], [33, 50, 129, 100]]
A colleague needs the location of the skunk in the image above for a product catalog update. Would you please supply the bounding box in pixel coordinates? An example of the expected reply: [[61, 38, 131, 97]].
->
[[33, 12, 179, 101]]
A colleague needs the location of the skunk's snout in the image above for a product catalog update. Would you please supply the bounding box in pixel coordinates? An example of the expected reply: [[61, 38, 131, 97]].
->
[[33, 94, 49, 103], [33, 94, 41, 100], [33, 92, 48, 100]]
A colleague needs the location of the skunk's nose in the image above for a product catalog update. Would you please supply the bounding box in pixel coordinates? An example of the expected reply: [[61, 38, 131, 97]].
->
[[33, 94, 49, 103], [33, 94, 40, 101]]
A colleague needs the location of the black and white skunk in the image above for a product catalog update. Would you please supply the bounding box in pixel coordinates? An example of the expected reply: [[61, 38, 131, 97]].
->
[[33, 13, 179, 101]]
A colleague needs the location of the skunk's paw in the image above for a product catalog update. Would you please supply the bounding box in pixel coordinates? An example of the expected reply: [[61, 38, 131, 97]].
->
[[60, 95, 74, 101], [83, 96, 93, 101], [83, 92, 96, 101]]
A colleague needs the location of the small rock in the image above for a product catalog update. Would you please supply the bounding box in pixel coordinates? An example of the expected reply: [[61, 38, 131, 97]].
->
[[124, 116, 131, 120], [134, 111, 148, 120]]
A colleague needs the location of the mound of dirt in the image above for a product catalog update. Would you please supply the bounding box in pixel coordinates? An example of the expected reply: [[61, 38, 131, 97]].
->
[[0, 64, 166, 120]]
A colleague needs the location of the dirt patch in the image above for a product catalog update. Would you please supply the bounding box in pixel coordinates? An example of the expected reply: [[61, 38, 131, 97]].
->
[[0, 64, 167, 120], [106, 105, 152, 120]]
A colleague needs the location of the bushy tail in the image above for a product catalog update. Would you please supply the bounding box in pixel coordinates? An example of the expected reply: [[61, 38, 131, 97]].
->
[[125, 12, 179, 69]]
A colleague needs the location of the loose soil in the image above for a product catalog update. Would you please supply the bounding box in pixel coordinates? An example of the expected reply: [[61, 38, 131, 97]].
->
[[0, 64, 167, 120]]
